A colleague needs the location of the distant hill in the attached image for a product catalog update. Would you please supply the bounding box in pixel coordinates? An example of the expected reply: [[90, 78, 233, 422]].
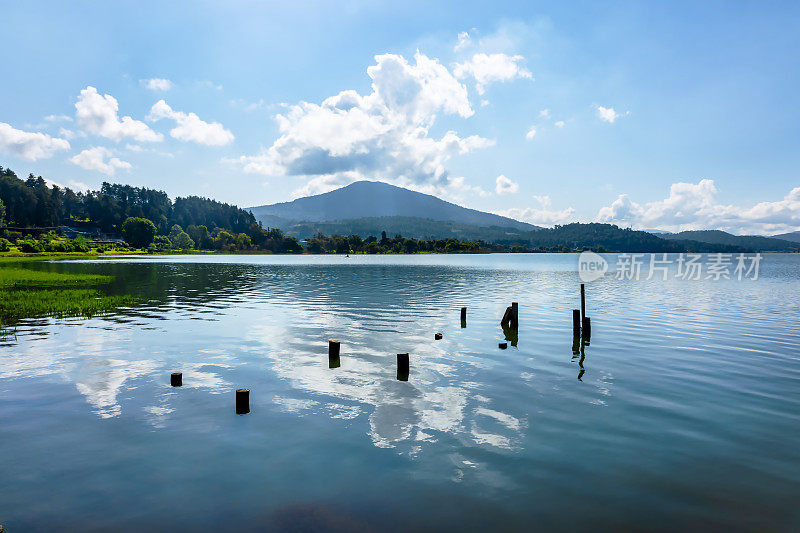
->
[[249, 181, 539, 232], [773, 231, 800, 243], [644, 229, 673, 235], [281, 216, 533, 241], [518, 223, 746, 253], [659, 230, 800, 252]]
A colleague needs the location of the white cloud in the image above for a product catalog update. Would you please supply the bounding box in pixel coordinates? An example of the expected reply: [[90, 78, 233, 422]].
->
[[597, 194, 643, 224], [596, 179, 800, 234], [538, 109, 550, 119], [147, 100, 234, 146], [454, 31, 471, 51], [125, 143, 144, 152], [453, 53, 533, 94], [141, 78, 173, 91], [58, 127, 85, 140], [0, 122, 70, 160], [494, 192, 577, 226], [69, 180, 91, 192], [69, 146, 132, 175], [525, 126, 537, 140], [198, 80, 223, 91], [554, 120, 565, 128], [45, 114, 72, 122], [75, 86, 163, 142], [495, 174, 519, 195], [495, 206, 576, 226], [596, 105, 627, 123], [230, 98, 267, 112], [229, 52, 492, 195]]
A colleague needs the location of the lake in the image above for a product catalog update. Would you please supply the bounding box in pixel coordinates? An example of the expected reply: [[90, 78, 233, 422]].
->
[[1, 253, 798, 531]]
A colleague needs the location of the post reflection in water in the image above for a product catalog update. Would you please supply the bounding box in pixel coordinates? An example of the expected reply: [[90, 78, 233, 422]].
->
[[571, 334, 588, 381], [502, 324, 518, 347]]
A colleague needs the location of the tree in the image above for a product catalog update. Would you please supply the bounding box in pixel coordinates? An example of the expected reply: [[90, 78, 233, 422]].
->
[[121, 217, 157, 248], [235, 233, 251, 250], [0, 198, 5, 224], [172, 231, 195, 250], [187, 225, 212, 249], [153, 235, 172, 251], [168, 224, 184, 245]]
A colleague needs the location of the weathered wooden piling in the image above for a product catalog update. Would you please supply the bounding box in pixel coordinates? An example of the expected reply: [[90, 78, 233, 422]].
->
[[329, 340, 340, 360], [498, 342, 508, 349], [170, 372, 182, 387], [580, 283, 586, 322], [572, 309, 581, 336], [501, 302, 519, 330], [397, 353, 410, 381], [582, 316, 591, 339], [501, 306, 512, 326], [236, 388, 250, 414], [435, 333, 443, 340], [461, 307, 467, 321], [328, 340, 341, 368]]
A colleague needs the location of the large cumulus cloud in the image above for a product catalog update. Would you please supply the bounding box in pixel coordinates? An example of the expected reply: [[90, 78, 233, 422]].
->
[[228, 52, 494, 196]]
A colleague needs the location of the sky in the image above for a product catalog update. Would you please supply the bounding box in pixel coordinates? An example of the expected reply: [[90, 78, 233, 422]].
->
[[1, 0, 799, 235]]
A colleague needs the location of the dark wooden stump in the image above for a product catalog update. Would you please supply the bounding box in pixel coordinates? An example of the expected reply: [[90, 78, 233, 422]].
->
[[329, 340, 340, 359], [170, 372, 182, 387], [397, 353, 409, 381], [236, 388, 250, 414], [580, 283, 586, 322]]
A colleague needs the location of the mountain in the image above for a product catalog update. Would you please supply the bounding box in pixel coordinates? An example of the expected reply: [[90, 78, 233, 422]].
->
[[644, 229, 673, 235], [659, 230, 800, 252], [773, 231, 800, 243], [249, 181, 539, 232]]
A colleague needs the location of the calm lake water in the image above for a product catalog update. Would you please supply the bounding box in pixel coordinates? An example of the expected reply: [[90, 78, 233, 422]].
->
[[1, 253, 798, 531]]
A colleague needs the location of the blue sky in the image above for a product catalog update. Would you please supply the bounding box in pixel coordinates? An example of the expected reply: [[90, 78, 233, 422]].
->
[[1, 0, 799, 234]]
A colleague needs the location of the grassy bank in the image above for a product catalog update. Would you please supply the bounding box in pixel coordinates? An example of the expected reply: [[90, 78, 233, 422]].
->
[[0, 258, 134, 328]]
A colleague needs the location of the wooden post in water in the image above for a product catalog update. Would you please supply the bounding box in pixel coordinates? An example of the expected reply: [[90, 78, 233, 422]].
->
[[501, 306, 512, 327], [499, 342, 508, 349], [170, 372, 182, 387], [236, 388, 250, 414], [582, 316, 591, 339], [329, 340, 340, 360], [460, 307, 467, 321], [511, 302, 519, 329], [397, 353, 409, 381], [580, 283, 586, 322], [435, 333, 443, 340], [572, 309, 581, 336]]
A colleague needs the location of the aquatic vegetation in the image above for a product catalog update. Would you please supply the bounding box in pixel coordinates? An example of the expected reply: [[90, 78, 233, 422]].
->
[[0, 264, 134, 325], [0, 267, 112, 288]]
